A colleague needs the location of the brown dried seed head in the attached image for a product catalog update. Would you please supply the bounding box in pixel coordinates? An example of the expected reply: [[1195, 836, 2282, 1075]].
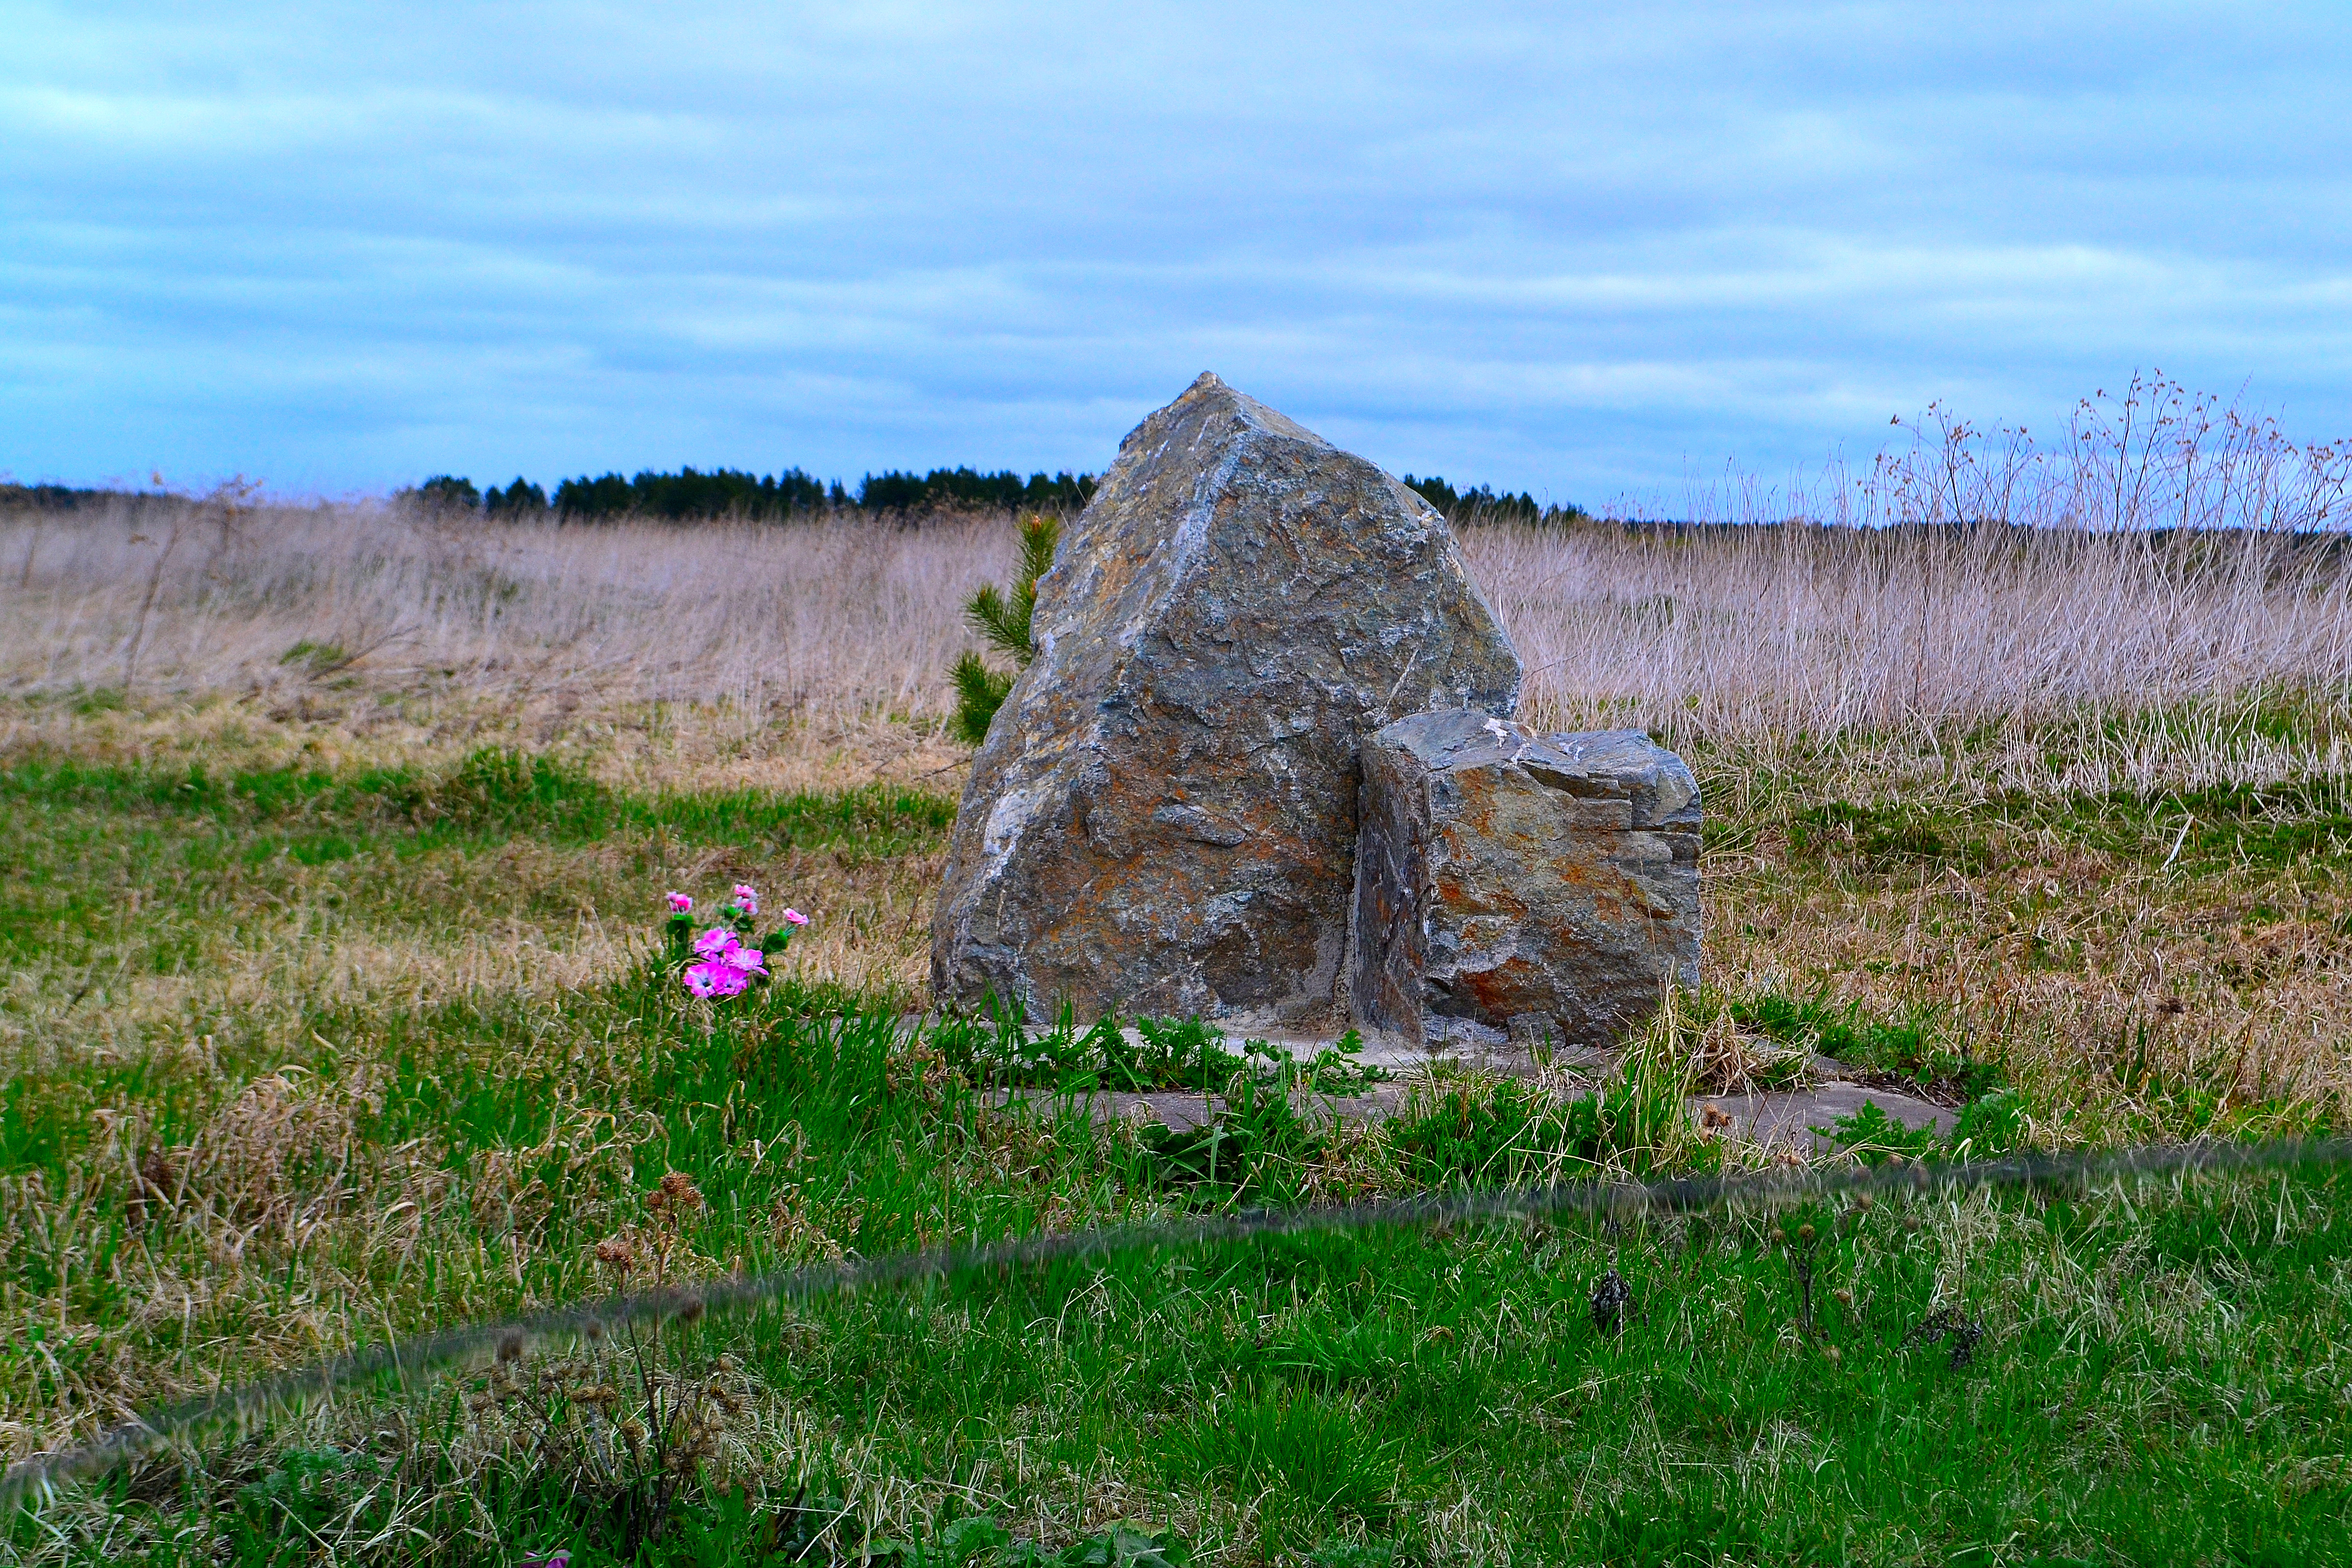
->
[[650, 1170, 705, 1213], [1798, 1223, 1816, 1244], [133, 1148, 176, 1222], [594, 1236, 636, 1270]]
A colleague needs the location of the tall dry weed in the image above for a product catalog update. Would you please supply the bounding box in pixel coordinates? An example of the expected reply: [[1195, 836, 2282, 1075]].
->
[[1473, 520, 2352, 762], [1483, 377, 2351, 775], [1, 504, 1012, 733]]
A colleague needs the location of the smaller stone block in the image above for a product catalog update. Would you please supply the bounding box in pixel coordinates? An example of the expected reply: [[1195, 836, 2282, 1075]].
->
[[1350, 710, 1701, 1050]]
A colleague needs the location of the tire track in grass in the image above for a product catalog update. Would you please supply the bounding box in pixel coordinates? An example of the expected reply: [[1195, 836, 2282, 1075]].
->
[[8, 1133, 2347, 1507]]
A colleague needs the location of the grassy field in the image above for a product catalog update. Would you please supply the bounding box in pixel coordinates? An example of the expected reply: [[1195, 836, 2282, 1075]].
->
[[5, 462, 2352, 1562]]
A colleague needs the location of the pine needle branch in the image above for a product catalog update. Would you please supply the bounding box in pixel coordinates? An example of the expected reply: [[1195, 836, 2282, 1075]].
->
[[949, 510, 1064, 745]]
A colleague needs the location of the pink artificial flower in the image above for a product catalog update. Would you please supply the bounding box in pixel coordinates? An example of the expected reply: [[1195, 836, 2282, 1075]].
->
[[693, 926, 739, 958], [722, 945, 768, 978], [666, 892, 693, 913], [522, 1555, 571, 1568], [685, 960, 748, 998], [781, 908, 809, 927], [731, 884, 760, 916]]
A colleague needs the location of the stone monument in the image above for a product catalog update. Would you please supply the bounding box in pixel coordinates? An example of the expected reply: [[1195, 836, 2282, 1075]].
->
[[930, 373, 1521, 1026]]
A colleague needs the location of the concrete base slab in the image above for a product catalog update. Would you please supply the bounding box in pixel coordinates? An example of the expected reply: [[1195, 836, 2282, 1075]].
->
[[989, 1084, 1410, 1132], [928, 1018, 1959, 1160], [1694, 1082, 1955, 1154]]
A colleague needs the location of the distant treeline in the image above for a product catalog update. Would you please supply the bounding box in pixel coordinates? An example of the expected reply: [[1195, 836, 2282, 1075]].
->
[[2, 469, 1592, 527], [0, 482, 158, 512], [414, 467, 1100, 520], [411, 465, 1592, 525], [1401, 475, 1591, 527]]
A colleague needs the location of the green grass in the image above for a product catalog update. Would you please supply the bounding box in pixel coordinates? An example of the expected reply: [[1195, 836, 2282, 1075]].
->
[[1729, 991, 2004, 1102], [5, 730, 2351, 1564], [18, 1156, 2352, 1565], [0, 746, 957, 1179], [1771, 778, 2352, 884], [1, 748, 951, 960], [10, 961, 2348, 1563]]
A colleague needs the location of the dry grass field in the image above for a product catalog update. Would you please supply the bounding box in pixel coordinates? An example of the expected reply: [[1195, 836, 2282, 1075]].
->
[[5, 388, 2351, 1563], [8, 478, 2348, 1127]]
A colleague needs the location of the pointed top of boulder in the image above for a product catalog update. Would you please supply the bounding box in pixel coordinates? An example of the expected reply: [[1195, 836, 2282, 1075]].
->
[[1119, 370, 1327, 458]]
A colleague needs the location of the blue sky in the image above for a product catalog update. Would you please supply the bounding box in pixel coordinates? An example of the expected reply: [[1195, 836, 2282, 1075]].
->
[[5, 2, 2349, 503]]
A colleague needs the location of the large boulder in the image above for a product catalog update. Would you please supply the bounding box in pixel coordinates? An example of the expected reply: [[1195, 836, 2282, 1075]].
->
[[1350, 710, 1701, 1051], [931, 373, 1521, 1026]]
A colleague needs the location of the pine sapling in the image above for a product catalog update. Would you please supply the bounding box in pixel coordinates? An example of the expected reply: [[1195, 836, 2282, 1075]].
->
[[950, 511, 1060, 744]]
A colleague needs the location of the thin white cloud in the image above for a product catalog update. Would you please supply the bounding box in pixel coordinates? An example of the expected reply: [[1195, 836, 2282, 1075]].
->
[[2, 0, 2348, 495]]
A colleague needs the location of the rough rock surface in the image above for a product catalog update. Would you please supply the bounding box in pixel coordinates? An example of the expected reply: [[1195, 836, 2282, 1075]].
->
[[1351, 710, 1700, 1049], [931, 373, 1521, 1025]]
